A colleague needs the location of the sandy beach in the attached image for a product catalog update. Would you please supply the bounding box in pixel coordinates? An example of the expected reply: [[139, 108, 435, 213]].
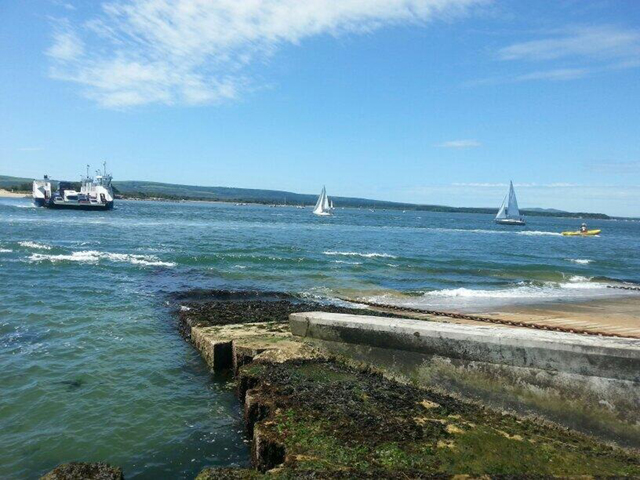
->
[[0, 189, 29, 198]]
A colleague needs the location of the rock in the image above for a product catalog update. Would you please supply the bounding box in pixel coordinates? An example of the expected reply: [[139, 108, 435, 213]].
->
[[41, 462, 124, 480], [195, 467, 260, 479]]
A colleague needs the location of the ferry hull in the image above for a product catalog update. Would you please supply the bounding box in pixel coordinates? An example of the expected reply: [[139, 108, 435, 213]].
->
[[44, 200, 114, 211]]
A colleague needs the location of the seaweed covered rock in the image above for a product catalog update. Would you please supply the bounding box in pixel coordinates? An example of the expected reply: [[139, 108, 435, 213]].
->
[[40, 462, 124, 480], [174, 289, 406, 337], [236, 359, 640, 477], [195, 467, 261, 479]]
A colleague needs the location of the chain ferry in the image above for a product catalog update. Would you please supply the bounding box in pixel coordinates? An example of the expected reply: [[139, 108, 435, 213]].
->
[[33, 163, 114, 211]]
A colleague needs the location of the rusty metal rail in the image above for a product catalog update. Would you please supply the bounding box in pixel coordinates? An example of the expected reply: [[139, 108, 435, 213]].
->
[[337, 297, 635, 339], [607, 285, 640, 292]]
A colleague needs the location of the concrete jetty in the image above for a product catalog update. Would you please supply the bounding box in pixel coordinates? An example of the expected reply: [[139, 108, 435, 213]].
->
[[290, 311, 640, 448]]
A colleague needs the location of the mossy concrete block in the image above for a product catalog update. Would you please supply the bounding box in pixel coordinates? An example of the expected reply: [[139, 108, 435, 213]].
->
[[290, 312, 640, 381], [290, 312, 640, 448]]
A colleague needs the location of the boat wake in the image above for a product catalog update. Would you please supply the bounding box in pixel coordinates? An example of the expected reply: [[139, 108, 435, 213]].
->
[[517, 231, 563, 237], [568, 258, 593, 265], [29, 250, 176, 267]]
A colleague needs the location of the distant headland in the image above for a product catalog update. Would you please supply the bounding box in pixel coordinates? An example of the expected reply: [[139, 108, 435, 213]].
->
[[0, 175, 611, 220]]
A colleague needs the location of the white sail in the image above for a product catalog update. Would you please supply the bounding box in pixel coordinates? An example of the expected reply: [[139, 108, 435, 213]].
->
[[322, 191, 330, 211], [506, 181, 520, 218], [313, 186, 331, 215], [495, 181, 524, 224], [495, 195, 507, 219]]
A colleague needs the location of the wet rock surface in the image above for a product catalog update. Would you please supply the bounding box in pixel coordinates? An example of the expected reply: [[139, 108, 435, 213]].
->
[[173, 289, 406, 338], [40, 462, 124, 480], [236, 359, 640, 477]]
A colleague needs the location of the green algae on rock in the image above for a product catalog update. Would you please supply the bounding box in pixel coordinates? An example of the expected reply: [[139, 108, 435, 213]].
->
[[40, 462, 124, 480], [235, 359, 640, 477]]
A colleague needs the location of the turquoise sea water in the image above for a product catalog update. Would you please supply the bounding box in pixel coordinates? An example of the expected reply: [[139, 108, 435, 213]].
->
[[1, 198, 639, 478]]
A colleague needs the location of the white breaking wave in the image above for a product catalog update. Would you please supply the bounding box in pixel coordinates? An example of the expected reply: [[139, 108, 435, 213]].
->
[[323, 251, 397, 259], [365, 278, 633, 312], [332, 260, 363, 265], [19, 241, 52, 250], [568, 258, 593, 265], [0, 248, 12, 253], [29, 250, 175, 267]]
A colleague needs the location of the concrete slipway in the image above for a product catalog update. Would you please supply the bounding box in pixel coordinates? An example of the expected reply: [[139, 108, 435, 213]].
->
[[290, 312, 640, 449]]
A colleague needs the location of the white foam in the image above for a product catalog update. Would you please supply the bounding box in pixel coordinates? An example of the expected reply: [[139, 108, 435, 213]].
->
[[29, 250, 175, 267], [568, 258, 593, 265], [0, 248, 12, 253], [517, 231, 563, 237], [19, 241, 52, 250], [323, 251, 397, 259], [365, 278, 631, 311]]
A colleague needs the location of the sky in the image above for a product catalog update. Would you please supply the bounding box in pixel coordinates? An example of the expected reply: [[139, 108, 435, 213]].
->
[[0, 0, 639, 216]]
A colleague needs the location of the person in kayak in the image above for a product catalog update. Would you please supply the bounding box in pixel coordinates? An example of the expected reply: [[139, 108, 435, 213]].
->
[[580, 223, 588, 233]]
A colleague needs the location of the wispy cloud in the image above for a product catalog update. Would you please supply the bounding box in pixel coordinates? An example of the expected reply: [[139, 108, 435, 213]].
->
[[17, 147, 44, 152], [452, 182, 581, 188], [498, 25, 640, 63], [588, 160, 640, 174], [47, 27, 84, 61], [436, 139, 482, 149], [476, 25, 640, 85], [47, 0, 488, 108]]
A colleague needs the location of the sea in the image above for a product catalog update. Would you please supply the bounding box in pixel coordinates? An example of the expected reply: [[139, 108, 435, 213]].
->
[[1, 198, 639, 478]]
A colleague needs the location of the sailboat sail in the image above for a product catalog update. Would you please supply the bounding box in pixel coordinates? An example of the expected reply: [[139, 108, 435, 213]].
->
[[506, 182, 520, 217], [322, 191, 330, 211], [313, 186, 331, 215], [495, 181, 524, 224], [495, 196, 508, 219]]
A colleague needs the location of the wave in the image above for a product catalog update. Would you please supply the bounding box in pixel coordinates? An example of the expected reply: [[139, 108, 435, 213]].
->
[[332, 260, 363, 265], [568, 258, 593, 265], [363, 277, 634, 311], [19, 241, 52, 250], [323, 251, 397, 259], [29, 250, 175, 267], [0, 248, 12, 253]]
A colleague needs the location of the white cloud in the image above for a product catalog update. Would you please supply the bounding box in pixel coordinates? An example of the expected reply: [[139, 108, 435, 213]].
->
[[47, 0, 488, 108], [436, 139, 482, 149], [47, 28, 84, 61], [498, 25, 640, 62], [513, 67, 588, 82], [488, 25, 640, 84]]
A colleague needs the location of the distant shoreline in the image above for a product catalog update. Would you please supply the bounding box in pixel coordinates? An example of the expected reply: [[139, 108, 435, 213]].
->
[[0, 189, 29, 198], [0, 174, 615, 219]]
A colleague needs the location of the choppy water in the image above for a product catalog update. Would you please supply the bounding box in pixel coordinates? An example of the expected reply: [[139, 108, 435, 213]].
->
[[1, 198, 639, 478]]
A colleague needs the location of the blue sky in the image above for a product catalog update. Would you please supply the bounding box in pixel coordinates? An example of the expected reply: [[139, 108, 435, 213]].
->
[[1, 0, 639, 216]]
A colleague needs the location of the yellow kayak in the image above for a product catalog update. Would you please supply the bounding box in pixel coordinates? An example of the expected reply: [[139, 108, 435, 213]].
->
[[562, 229, 601, 236]]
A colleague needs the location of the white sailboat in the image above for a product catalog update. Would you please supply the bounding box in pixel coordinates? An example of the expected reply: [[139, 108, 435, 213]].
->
[[313, 186, 332, 216], [495, 181, 525, 225]]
